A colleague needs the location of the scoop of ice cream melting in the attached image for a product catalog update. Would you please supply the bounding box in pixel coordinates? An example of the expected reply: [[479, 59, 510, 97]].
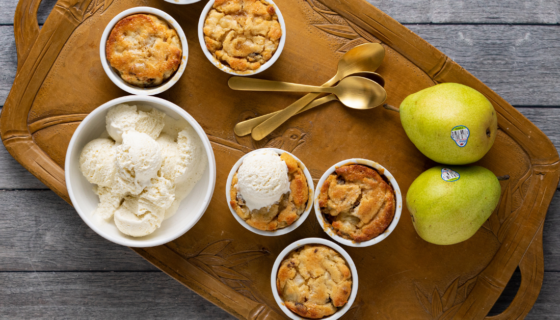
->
[[236, 149, 290, 211]]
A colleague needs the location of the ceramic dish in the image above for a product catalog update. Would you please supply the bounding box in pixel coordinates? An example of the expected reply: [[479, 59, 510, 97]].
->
[[197, 0, 286, 76], [271, 237, 359, 320], [164, 0, 201, 4], [314, 159, 403, 247], [65, 96, 216, 247], [100, 7, 188, 95], [226, 148, 313, 236]]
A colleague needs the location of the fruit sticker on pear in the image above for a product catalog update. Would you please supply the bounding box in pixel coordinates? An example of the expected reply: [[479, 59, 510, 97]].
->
[[451, 125, 470, 147], [441, 168, 460, 182]]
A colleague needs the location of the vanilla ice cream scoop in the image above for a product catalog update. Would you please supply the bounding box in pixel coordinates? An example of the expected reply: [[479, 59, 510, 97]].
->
[[135, 108, 165, 140], [157, 127, 208, 218], [94, 186, 123, 220], [237, 150, 290, 211], [79, 138, 116, 187], [106, 104, 165, 142], [106, 104, 139, 142], [114, 197, 164, 237], [139, 177, 175, 216], [116, 131, 163, 195]]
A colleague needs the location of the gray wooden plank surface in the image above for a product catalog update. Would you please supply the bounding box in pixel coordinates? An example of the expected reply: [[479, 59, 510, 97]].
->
[[0, 190, 157, 271], [2, 24, 560, 106], [0, 133, 48, 189], [368, 0, 560, 24], [1, 270, 559, 319], [406, 24, 560, 106], [0, 272, 233, 319], [0, 0, 56, 25], [0, 0, 558, 25]]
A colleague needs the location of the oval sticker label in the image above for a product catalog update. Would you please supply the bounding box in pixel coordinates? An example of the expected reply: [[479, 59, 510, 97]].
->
[[441, 168, 460, 182], [451, 125, 470, 147]]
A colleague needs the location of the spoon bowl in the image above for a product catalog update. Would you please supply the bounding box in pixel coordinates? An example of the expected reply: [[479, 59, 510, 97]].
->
[[329, 77, 387, 110]]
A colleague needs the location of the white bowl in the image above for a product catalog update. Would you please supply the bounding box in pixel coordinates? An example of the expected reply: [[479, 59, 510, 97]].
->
[[164, 0, 201, 4], [314, 159, 403, 247], [100, 7, 189, 95], [271, 238, 359, 320], [225, 148, 314, 236], [65, 96, 216, 247], [198, 0, 286, 76]]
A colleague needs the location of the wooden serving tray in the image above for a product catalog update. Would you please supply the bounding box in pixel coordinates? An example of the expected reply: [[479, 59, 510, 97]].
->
[[2, 0, 559, 318]]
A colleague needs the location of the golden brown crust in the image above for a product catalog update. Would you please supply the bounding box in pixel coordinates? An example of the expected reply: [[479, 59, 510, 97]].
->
[[319, 165, 395, 242], [277, 245, 352, 318], [106, 14, 182, 87], [203, 0, 282, 72], [230, 152, 308, 231]]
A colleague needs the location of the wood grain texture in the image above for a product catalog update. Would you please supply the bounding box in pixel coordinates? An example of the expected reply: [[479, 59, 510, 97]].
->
[[0, 0, 56, 24], [0, 272, 233, 319], [368, 0, 560, 24], [407, 24, 560, 106], [0, 190, 157, 271], [0, 129, 46, 189], [0, 0, 558, 25], [6, 270, 560, 319]]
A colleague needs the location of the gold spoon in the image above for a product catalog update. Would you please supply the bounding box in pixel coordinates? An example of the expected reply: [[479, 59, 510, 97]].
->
[[229, 76, 386, 110], [243, 43, 385, 141], [233, 72, 385, 136]]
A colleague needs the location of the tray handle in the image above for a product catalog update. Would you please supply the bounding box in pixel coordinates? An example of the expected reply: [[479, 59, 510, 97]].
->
[[14, 0, 43, 69], [485, 226, 544, 319]]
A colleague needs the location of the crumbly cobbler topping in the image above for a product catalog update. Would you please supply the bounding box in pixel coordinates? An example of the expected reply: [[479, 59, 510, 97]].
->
[[318, 165, 395, 242], [230, 153, 308, 231], [277, 245, 352, 319], [203, 0, 282, 72], [106, 14, 182, 88]]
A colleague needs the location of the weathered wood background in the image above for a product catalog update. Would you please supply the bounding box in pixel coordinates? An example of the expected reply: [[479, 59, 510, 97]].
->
[[1, 0, 559, 318]]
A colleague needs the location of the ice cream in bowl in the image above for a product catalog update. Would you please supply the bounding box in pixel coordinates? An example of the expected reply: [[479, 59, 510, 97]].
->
[[65, 96, 216, 247], [226, 148, 314, 236]]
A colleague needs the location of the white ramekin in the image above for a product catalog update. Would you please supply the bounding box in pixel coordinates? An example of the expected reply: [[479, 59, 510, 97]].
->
[[164, 0, 201, 4], [65, 96, 216, 247], [225, 148, 314, 236], [100, 7, 189, 95], [271, 238, 359, 320], [314, 159, 403, 248], [198, 0, 286, 76]]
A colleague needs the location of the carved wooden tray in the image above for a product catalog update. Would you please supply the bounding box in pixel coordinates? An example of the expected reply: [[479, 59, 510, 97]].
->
[[2, 0, 559, 318]]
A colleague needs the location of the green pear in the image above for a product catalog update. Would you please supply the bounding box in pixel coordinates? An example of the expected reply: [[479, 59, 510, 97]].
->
[[400, 83, 497, 165], [407, 166, 501, 245]]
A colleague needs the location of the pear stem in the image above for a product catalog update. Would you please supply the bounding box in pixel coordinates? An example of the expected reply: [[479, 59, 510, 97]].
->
[[383, 104, 400, 113], [497, 175, 510, 181]]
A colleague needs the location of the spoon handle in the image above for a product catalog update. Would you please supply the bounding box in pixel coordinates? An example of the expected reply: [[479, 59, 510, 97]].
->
[[234, 95, 338, 136], [249, 74, 340, 141], [229, 77, 333, 94]]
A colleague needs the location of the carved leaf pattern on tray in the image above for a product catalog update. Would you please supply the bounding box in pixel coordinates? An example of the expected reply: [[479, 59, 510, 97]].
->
[[482, 167, 532, 243], [61, 0, 113, 23], [306, 0, 378, 52], [415, 277, 477, 320], [188, 240, 269, 302]]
